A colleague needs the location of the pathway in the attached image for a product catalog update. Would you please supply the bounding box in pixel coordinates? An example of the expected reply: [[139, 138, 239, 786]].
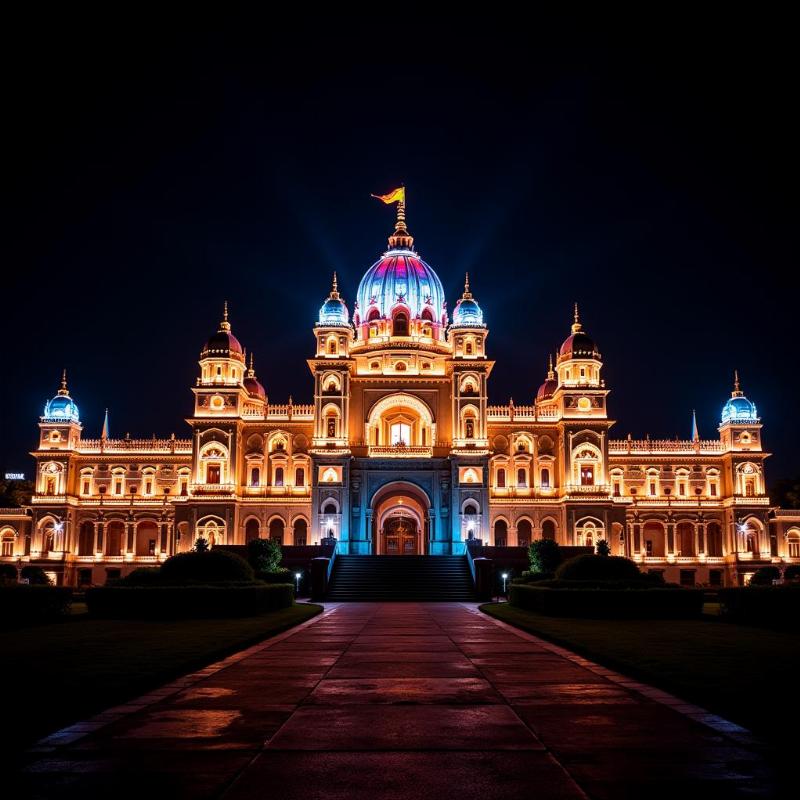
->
[[19, 603, 778, 798]]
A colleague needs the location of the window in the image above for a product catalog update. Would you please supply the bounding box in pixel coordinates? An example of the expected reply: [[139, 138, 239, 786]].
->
[[517, 519, 532, 547], [679, 570, 695, 587], [250, 467, 260, 487], [180, 478, 188, 496], [465, 341, 473, 355], [245, 519, 260, 543], [613, 482, 621, 497], [541, 519, 556, 540], [1, 533, 13, 556], [465, 418, 475, 439], [369, 326, 378, 338], [645, 539, 653, 556], [493, 519, 507, 547], [708, 569, 723, 587], [517, 468, 527, 488], [327, 417, 337, 438], [580, 466, 594, 486], [496, 468, 506, 488], [206, 464, 220, 484], [274, 467, 284, 487], [788, 534, 800, 558], [114, 480, 123, 495], [295, 467, 305, 487], [649, 481, 656, 496], [391, 422, 411, 446], [709, 482, 717, 497], [294, 519, 308, 546], [269, 518, 284, 543], [328, 339, 337, 354], [393, 312, 409, 336], [82, 480, 90, 495], [679, 483, 686, 496], [541, 468, 550, 489]]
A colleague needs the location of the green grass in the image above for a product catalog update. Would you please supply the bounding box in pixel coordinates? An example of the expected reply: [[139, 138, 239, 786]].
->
[[2, 603, 322, 755], [481, 602, 798, 744]]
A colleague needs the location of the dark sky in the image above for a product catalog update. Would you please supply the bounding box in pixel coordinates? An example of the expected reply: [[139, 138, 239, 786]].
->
[[3, 14, 798, 481]]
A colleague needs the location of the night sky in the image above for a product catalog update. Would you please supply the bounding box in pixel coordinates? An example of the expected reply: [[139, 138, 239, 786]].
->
[[3, 15, 798, 481]]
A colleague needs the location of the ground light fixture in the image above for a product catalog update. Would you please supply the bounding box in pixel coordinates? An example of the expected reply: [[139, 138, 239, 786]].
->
[[502, 572, 509, 597], [295, 572, 302, 595]]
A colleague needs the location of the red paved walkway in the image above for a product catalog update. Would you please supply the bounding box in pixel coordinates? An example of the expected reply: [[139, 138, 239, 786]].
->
[[20, 603, 777, 798]]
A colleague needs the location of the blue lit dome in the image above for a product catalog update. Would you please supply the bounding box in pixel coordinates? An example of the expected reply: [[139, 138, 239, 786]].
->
[[354, 212, 446, 326], [43, 372, 79, 422], [318, 274, 350, 326], [721, 373, 758, 423]]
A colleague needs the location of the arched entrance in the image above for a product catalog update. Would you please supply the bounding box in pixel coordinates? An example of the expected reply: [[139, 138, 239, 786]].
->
[[371, 481, 430, 555]]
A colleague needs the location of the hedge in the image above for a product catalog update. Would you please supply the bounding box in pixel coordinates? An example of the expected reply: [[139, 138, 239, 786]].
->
[[508, 584, 704, 618], [556, 554, 642, 581], [256, 568, 294, 584], [160, 550, 254, 583], [718, 585, 800, 630], [85, 583, 294, 619], [0, 586, 73, 627]]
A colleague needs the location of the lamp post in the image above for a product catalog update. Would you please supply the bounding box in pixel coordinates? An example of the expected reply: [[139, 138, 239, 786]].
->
[[501, 572, 509, 600], [295, 571, 302, 597]]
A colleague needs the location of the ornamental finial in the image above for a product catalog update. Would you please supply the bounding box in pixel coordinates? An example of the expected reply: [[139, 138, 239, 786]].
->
[[571, 302, 582, 334], [58, 368, 69, 396], [547, 352, 555, 379], [247, 351, 255, 378], [733, 369, 742, 396], [220, 301, 231, 332], [329, 272, 340, 300], [386, 188, 414, 249], [462, 272, 473, 300]]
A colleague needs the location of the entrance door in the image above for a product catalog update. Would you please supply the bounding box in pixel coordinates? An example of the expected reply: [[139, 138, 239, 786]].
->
[[383, 515, 418, 555]]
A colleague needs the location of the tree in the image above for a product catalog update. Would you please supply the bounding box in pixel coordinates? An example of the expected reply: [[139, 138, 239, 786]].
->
[[193, 536, 209, 553], [596, 538, 611, 557], [528, 539, 562, 574], [0, 478, 34, 507], [770, 477, 800, 509], [247, 537, 282, 573]]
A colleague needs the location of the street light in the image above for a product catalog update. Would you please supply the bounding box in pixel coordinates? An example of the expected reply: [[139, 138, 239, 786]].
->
[[295, 571, 302, 596], [502, 572, 509, 599]]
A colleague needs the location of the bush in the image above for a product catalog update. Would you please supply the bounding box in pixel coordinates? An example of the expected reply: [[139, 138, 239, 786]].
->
[[749, 566, 781, 586], [256, 567, 293, 584], [85, 583, 294, 619], [160, 550, 254, 584], [21, 565, 52, 585], [0, 564, 17, 584], [0, 586, 73, 626], [556, 554, 642, 582], [121, 567, 164, 586], [719, 585, 800, 629], [595, 539, 611, 557], [784, 565, 800, 582], [508, 583, 703, 618], [247, 538, 282, 573], [529, 539, 562, 573], [512, 571, 554, 584]]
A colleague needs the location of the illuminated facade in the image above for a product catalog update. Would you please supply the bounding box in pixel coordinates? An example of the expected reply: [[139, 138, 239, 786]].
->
[[2, 206, 799, 588]]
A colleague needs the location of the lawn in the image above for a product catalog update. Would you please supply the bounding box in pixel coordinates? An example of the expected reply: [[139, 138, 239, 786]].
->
[[2, 603, 322, 756], [481, 602, 797, 745]]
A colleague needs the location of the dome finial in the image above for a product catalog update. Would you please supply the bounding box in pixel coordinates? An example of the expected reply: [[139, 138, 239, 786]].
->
[[733, 369, 742, 397], [58, 368, 69, 396], [220, 301, 231, 332], [571, 302, 582, 334], [691, 409, 700, 442], [547, 352, 555, 379], [463, 272, 472, 299], [329, 272, 340, 300]]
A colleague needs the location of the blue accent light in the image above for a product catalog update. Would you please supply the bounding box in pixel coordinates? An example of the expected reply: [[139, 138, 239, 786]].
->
[[318, 297, 350, 326], [452, 297, 484, 327], [721, 395, 758, 424], [43, 395, 80, 422]]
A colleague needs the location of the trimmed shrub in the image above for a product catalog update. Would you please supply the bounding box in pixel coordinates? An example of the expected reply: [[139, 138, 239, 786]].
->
[[719, 585, 800, 629], [85, 583, 294, 619], [512, 571, 554, 584], [595, 539, 611, 557], [749, 566, 781, 586], [784, 565, 800, 582], [508, 583, 703, 618], [556, 554, 641, 582], [247, 538, 282, 573], [121, 567, 164, 586], [160, 550, 254, 584], [529, 539, 562, 573], [21, 565, 52, 585], [256, 567, 293, 584], [0, 585, 73, 626]]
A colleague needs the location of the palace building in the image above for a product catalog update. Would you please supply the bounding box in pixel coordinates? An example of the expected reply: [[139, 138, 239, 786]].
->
[[2, 204, 799, 588]]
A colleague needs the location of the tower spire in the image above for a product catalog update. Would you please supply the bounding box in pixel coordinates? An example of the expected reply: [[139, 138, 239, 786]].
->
[[58, 368, 69, 396], [462, 272, 472, 299], [547, 352, 555, 379], [329, 272, 340, 300], [691, 409, 699, 442], [247, 351, 255, 378], [220, 301, 231, 332], [386, 188, 414, 250], [101, 408, 110, 440], [571, 302, 583, 334], [732, 369, 743, 397]]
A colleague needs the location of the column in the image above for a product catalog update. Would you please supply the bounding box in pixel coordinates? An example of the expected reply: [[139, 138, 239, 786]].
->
[[693, 523, 700, 558], [95, 520, 104, 553], [699, 521, 707, 554], [160, 522, 168, 553], [126, 520, 134, 553], [666, 521, 675, 555]]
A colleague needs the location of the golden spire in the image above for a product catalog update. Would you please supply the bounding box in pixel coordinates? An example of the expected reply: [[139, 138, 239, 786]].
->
[[57, 368, 69, 396], [387, 190, 414, 249], [247, 351, 255, 378], [732, 369, 743, 397], [462, 272, 472, 299], [220, 301, 231, 332], [329, 272, 340, 300], [571, 302, 582, 334], [547, 352, 555, 380]]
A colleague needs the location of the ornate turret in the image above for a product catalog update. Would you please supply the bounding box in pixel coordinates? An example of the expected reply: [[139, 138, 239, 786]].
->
[[387, 198, 414, 250], [452, 273, 485, 328], [243, 352, 267, 401], [201, 301, 244, 362], [43, 370, 80, 422], [318, 273, 350, 327], [721, 370, 758, 424], [537, 353, 558, 401]]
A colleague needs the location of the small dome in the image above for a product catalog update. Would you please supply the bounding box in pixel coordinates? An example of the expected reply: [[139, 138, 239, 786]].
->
[[558, 304, 600, 360], [537, 378, 558, 401], [201, 302, 244, 361], [452, 276, 484, 327], [244, 376, 266, 400], [43, 371, 80, 422], [721, 373, 758, 423], [318, 274, 350, 326]]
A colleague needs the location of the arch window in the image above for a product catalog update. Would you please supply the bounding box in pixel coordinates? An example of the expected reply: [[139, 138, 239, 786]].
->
[[274, 466, 285, 487], [105, 521, 124, 557], [77, 521, 94, 556], [295, 467, 305, 487], [1, 529, 15, 556], [517, 519, 533, 547], [245, 518, 260, 543], [322, 467, 338, 483], [540, 468, 550, 489], [541, 519, 557, 541], [328, 338, 337, 354], [135, 521, 159, 556], [787, 531, 800, 558], [197, 518, 224, 548], [391, 422, 411, 446], [517, 468, 527, 488], [576, 520, 602, 548], [250, 467, 261, 487], [392, 311, 409, 336], [642, 521, 665, 557], [465, 340, 474, 355], [677, 521, 695, 556], [493, 518, 507, 546], [463, 468, 479, 484], [706, 521, 723, 556], [294, 518, 308, 546], [269, 518, 285, 544], [496, 468, 506, 488], [464, 501, 479, 515]]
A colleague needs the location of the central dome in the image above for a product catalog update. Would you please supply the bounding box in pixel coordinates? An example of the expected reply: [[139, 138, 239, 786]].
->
[[355, 251, 447, 325]]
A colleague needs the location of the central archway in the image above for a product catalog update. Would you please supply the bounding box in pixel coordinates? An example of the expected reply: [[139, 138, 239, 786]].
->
[[370, 481, 430, 555]]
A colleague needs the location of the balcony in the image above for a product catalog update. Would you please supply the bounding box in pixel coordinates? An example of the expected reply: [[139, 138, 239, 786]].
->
[[190, 483, 236, 496], [565, 484, 611, 496], [368, 444, 433, 459]]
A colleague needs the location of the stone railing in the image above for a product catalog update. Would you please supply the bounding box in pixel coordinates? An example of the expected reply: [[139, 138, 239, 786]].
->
[[189, 483, 236, 495], [266, 404, 314, 419], [368, 445, 433, 458], [564, 484, 612, 495], [79, 438, 192, 454], [609, 438, 724, 454], [486, 404, 557, 421]]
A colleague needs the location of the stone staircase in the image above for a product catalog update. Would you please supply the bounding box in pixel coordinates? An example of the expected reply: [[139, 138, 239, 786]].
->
[[326, 555, 476, 601]]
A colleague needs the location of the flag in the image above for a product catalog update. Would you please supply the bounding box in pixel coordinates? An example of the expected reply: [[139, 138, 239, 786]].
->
[[371, 187, 405, 205], [101, 408, 110, 440]]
